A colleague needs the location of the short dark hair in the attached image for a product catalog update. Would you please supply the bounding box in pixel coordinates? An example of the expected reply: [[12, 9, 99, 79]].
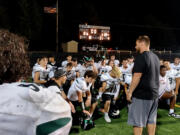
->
[[38, 56, 47, 61], [122, 58, 128, 61], [66, 62, 73, 67], [67, 55, 72, 57], [84, 70, 97, 79], [108, 60, 114, 65], [110, 54, 116, 57], [160, 65, 166, 70], [174, 57, 179, 60], [48, 54, 55, 58], [0, 29, 30, 83], [72, 58, 77, 62], [128, 55, 134, 59], [164, 59, 170, 62], [136, 35, 150, 46]]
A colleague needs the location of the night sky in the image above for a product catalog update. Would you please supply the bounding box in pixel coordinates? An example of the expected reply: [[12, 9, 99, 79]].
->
[[1, 0, 180, 52], [59, 0, 180, 51]]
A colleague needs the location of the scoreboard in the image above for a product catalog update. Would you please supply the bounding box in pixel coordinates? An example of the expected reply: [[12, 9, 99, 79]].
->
[[79, 24, 110, 41]]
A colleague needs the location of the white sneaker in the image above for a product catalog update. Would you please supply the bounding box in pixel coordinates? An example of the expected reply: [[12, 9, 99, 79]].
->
[[168, 113, 180, 118], [112, 110, 120, 116], [104, 114, 111, 123]]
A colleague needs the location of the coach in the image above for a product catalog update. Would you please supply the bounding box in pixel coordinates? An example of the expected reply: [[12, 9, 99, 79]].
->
[[127, 35, 160, 135]]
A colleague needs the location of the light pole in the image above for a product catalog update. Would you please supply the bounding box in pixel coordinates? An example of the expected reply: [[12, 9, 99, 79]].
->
[[56, 0, 59, 53]]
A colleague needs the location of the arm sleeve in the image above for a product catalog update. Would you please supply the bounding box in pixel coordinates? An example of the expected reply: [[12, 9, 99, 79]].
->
[[73, 81, 82, 92], [29, 85, 55, 107], [61, 61, 67, 67], [176, 71, 180, 78], [80, 81, 90, 92], [174, 70, 180, 78], [48, 86, 61, 93], [33, 66, 42, 73], [101, 74, 108, 82], [48, 71, 54, 79], [133, 55, 146, 73]]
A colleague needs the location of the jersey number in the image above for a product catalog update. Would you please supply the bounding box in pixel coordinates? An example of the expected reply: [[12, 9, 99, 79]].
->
[[18, 84, 40, 92], [169, 78, 173, 85]]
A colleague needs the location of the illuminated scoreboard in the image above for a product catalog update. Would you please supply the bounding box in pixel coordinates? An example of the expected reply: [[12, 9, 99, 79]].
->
[[79, 24, 110, 41]]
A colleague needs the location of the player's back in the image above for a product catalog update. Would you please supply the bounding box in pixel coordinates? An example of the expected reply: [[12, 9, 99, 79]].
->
[[0, 82, 72, 135], [0, 83, 41, 135]]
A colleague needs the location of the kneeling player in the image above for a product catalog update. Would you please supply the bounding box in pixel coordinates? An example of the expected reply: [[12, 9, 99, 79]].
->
[[67, 70, 97, 124], [90, 66, 122, 123], [159, 65, 180, 118]]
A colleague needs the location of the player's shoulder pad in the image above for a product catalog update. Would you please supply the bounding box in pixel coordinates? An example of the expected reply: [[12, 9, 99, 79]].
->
[[100, 73, 109, 82], [33, 65, 44, 72]]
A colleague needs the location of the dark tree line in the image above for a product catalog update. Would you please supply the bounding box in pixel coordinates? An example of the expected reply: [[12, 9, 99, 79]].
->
[[0, 0, 44, 50]]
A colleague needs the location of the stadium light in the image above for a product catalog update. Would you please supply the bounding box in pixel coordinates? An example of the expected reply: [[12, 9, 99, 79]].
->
[[88, 36, 92, 40]]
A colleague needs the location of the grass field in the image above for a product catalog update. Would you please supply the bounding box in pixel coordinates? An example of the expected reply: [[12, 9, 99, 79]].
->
[[70, 104, 180, 135]]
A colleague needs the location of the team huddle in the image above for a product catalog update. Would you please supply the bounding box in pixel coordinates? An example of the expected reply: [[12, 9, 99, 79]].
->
[[1, 29, 180, 135], [32, 54, 133, 124], [32, 53, 180, 127]]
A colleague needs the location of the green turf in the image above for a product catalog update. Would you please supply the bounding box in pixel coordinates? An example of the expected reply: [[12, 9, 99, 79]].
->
[[70, 106, 180, 135]]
